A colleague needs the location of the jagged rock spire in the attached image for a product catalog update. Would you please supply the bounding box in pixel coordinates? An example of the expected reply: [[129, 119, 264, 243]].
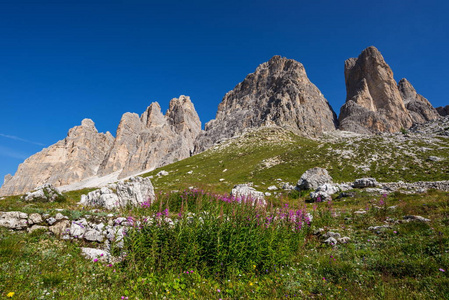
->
[[194, 55, 338, 153]]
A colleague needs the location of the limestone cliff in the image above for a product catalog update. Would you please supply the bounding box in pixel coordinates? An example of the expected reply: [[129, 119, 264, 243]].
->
[[398, 78, 440, 123], [99, 95, 201, 178], [194, 55, 338, 152], [0, 119, 114, 196], [339, 46, 439, 134]]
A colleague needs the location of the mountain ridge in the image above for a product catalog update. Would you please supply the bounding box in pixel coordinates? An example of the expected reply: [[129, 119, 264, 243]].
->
[[1, 47, 446, 196]]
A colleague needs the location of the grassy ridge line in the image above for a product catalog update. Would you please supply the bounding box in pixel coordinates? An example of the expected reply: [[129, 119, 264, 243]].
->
[[142, 127, 449, 193]]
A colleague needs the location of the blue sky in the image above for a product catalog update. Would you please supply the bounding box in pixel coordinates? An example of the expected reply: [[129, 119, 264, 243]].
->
[[1, 0, 448, 183]]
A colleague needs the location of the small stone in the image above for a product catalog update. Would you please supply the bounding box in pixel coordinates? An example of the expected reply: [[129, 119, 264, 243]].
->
[[81, 247, 110, 262], [323, 237, 338, 245], [28, 225, 48, 233], [337, 237, 351, 243], [46, 217, 57, 225], [403, 215, 431, 222], [28, 213, 43, 225], [353, 178, 378, 188]]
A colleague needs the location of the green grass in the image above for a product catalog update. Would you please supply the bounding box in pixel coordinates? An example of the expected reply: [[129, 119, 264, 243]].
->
[[1, 188, 448, 299], [141, 127, 449, 193], [1, 127, 449, 298]]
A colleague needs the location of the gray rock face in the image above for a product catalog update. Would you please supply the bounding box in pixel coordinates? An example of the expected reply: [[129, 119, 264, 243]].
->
[[436, 105, 449, 116], [0, 96, 202, 197], [0, 211, 28, 230], [409, 115, 449, 136], [3, 174, 12, 185], [99, 96, 201, 179], [81, 247, 110, 262], [23, 184, 64, 202], [339, 47, 414, 133], [0, 119, 114, 196], [116, 176, 155, 207], [194, 55, 338, 153], [230, 184, 266, 205], [353, 178, 378, 188], [398, 78, 440, 123], [310, 183, 340, 202], [80, 176, 155, 209], [296, 167, 333, 190], [80, 187, 119, 210]]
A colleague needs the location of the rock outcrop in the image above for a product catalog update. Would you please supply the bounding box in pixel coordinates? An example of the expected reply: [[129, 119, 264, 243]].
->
[[398, 78, 440, 123], [22, 184, 65, 202], [437, 105, 449, 116], [230, 184, 266, 205], [0, 96, 201, 196], [194, 55, 338, 153], [79, 176, 155, 210], [296, 167, 333, 190], [99, 95, 201, 178], [0, 119, 114, 196], [339, 46, 414, 134]]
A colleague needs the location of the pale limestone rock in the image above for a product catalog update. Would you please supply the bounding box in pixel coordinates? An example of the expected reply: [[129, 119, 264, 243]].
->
[[81, 247, 110, 262], [99, 96, 201, 179], [69, 221, 87, 238], [3, 174, 12, 185], [84, 229, 104, 242], [296, 167, 333, 190], [116, 176, 155, 207], [231, 184, 266, 205], [353, 178, 378, 188], [339, 46, 413, 133], [398, 78, 440, 123], [0, 211, 28, 230], [0, 119, 114, 196], [28, 225, 48, 233], [79, 187, 119, 210], [23, 184, 63, 202], [28, 213, 43, 225], [80, 176, 155, 209], [194, 55, 337, 153], [49, 220, 71, 237]]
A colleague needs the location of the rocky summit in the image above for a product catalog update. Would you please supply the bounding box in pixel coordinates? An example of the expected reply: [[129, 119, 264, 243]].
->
[[99, 95, 201, 179], [339, 46, 439, 134], [0, 119, 114, 196], [437, 105, 449, 116], [194, 55, 338, 153], [398, 78, 440, 124], [0, 96, 201, 196]]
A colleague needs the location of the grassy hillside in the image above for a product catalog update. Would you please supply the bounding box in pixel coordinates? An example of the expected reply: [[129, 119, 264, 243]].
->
[[142, 127, 449, 193], [1, 126, 449, 299]]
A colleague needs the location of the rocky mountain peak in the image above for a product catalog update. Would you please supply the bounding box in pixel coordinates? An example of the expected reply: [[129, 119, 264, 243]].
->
[[398, 78, 440, 123], [0, 120, 115, 196], [141, 102, 165, 128], [339, 46, 439, 134], [99, 95, 201, 179], [195, 55, 338, 153], [397, 78, 417, 103], [437, 105, 449, 116], [81, 118, 96, 128]]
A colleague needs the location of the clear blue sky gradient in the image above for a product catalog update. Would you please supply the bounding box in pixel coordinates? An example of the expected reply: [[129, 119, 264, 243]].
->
[[1, 0, 448, 183]]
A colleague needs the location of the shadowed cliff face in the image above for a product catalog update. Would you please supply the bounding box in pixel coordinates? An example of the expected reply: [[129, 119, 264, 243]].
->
[[194, 55, 338, 153], [436, 105, 449, 117], [339, 46, 439, 134]]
